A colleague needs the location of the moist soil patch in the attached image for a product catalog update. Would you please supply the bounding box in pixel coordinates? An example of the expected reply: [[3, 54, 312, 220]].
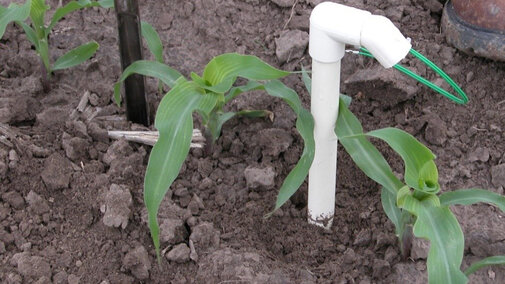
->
[[1, 0, 505, 283]]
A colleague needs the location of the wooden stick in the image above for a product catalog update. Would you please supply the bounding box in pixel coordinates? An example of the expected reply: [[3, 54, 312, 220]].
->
[[108, 129, 205, 148]]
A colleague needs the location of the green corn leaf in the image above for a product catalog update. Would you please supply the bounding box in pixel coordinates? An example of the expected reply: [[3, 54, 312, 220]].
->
[[30, 0, 49, 39], [400, 194, 467, 284], [381, 187, 406, 238], [225, 80, 263, 104], [366, 127, 438, 193], [464, 255, 505, 276], [261, 80, 315, 213], [47, 0, 101, 35], [335, 100, 403, 195], [97, 0, 114, 8], [202, 53, 290, 93], [16, 21, 39, 50], [38, 38, 50, 72], [113, 60, 183, 105], [440, 188, 505, 212], [144, 79, 212, 260], [301, 65, 311, 93], [0, 0, 31, 39], [52, 41, 98, 71], [140, 21, 163, 63], [209, 109, 273, 142]]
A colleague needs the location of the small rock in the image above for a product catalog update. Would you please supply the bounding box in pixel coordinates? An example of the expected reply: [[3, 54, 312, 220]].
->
[[372, 259, 391, 279], [189, 239, 198, 262], [100, 184, 132, 229], [41, 153, 73, 190], [269, 0, 294, 7], [25, 190, 50, 215], [424, 114, 447, 146], [103, 139, 133, 165], [13, 252, 52, 279], [275, 30, 309, 63], [343, 248, 356, 264], [258, 128, 293, 157], [87, 122, 109, 143], [0, 241, 5, 254], [5, 272, 23, 284], [123, 246, 151, 280], [422, 0, 443, 13], [190, 222, 220, 252], [173, 187, 189, 197], [166, 243, 191, 263], [491, 164, 505, 188], [53, 271, 68, 284], [159, 218, 188, 245], [2, 191, 25, 210], [468, 147, 490, 163], [466, 71, 474, 83], [244, 166, 276, 190], [62, 134, 89, 162], [353, 229, 372, 246], [68, 274, 80, 284], [411, 237, 429, 260]]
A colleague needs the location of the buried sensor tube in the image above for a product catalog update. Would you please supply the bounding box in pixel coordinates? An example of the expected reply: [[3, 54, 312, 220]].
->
[[307, 2, 411, 228]]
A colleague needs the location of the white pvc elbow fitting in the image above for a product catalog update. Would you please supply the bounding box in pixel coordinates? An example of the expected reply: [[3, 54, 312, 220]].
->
[[307, 2, 411, 229]]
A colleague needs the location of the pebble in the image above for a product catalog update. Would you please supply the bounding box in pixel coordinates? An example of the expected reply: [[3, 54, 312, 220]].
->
[[190, 222, 220, 252], [166, 243, 191, 263], [40, 153, 73, 190], [123, 246, 151, 280], [275, 29, 309, 63], [491, 164, 505, 187], [159, 218, 188, 245], [26, 190, 50, 215], [2, 191, 25, 210], [468, 147, 490, 162], [244, 166, 276, 190], [101, 184, 132, 229]]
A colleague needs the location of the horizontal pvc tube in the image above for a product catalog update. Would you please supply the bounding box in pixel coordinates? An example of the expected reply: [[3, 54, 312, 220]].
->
[[308, 59, 341, 229]]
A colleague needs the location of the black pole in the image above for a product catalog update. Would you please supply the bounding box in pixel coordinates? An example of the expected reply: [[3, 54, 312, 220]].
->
[[114, 0, 149, 126]]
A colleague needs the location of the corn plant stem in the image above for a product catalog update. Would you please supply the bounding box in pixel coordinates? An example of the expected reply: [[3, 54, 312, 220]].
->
[[114, 0, 149, 126], [39, 58, 50, 92]]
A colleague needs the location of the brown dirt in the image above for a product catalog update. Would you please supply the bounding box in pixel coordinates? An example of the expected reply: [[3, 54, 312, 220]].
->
[[1, 0, 505, 283]]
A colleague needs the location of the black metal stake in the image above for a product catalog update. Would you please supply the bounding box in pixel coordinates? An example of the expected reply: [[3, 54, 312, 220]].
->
[[114, 0, 149, 126]]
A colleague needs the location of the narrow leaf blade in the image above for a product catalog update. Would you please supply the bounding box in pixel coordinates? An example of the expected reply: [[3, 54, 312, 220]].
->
[[336, 100, 403, 195], [48, 0, 98, 33], [52, 41, 99, 71], [440, 188, 505, 212], [202, 53, 289, 91], [16, 21, 39, 50], [144, 80, 204, 259], [464, 256, 505, 276], [262, 80, 315, 212], [367, 127, 438, 192], [0, 0, 31, 39], [141, 21, 163, 63]]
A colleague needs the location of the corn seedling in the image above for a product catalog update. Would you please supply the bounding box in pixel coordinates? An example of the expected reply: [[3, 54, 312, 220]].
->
[[0, 0, 112, 90], [115, 53, 315, 260], [299, 70, 505, 283]]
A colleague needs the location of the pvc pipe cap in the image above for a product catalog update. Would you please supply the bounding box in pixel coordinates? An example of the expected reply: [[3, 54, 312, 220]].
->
[[309, 2, 411, 67]]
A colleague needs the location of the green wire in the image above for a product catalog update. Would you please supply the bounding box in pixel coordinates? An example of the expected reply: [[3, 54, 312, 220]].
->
[[359, 47, 468, 104]]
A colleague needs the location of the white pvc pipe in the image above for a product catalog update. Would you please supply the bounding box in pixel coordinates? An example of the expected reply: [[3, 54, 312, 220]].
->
[[308, 59, 341, 228], [307, 2, 412, 229]]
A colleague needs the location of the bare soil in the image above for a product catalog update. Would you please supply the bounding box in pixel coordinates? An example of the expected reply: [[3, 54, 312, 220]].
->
[[1, 0, 505, 283]]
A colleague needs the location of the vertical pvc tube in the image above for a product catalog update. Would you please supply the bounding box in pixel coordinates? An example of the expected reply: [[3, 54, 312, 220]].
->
[[308, 59, 341, 229], [115, 0, 149, 126]]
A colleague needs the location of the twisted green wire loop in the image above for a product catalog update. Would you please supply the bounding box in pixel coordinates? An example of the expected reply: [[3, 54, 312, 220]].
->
[[359, 47, 468, 104]]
